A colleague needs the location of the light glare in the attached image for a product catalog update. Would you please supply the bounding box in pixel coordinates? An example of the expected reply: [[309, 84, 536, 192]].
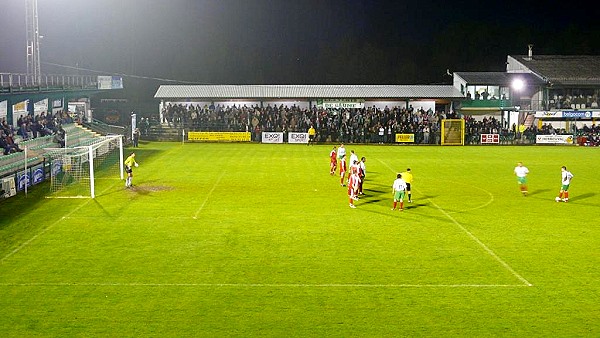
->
[[512, 78, 525, 91]]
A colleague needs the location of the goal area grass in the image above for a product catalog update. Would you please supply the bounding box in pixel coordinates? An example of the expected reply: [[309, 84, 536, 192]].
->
[[1, 142, 599, 336]]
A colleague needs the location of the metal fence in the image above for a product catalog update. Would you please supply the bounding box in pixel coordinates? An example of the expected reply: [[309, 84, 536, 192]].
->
[[0, 73, 97, 92]]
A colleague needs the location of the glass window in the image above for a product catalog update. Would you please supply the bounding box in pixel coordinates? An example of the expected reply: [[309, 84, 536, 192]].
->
[[487, 86, 500, 100], [500, 87, 510, 100], [466, 86, 476, 99]]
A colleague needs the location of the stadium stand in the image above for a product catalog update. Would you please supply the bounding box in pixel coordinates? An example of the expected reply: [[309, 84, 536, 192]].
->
[[156, 102, 581, 145]]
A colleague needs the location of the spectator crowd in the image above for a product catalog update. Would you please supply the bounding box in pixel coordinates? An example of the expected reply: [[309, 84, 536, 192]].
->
[[162, 102, 459, 144], [159, 102, 600, 146], [1, 110, 72, 155], [548, 93, 599, 110]]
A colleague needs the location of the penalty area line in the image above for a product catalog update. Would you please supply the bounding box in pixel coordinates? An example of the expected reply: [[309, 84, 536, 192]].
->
[[192, 171, 225, 219], [426, 197, 533, 287], [1, 183, 120, 265], [377, 159, 533, 287]]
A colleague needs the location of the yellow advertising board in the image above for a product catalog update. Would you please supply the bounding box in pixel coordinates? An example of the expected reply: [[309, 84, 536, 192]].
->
[[395, 133, 415, 143], [188, 131, 251, 142], [13, 100, 28, 112]]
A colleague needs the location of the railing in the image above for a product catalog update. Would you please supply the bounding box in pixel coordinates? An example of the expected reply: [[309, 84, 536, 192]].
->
[[461, 98, 600, 112], [81, 118, 127, 137], [0, 73, 98, 93], [461, 99, 513, 109]]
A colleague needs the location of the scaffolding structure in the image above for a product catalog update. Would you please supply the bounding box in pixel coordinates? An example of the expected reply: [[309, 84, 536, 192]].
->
[[26, 0, 41, 85]]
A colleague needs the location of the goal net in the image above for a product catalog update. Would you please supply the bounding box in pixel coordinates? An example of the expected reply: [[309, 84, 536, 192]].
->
[[441, 119, 465, 145], [44, 135, 123, 198]]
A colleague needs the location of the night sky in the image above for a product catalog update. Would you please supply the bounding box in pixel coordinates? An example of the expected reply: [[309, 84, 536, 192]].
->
[[1, 0, 598, 88]]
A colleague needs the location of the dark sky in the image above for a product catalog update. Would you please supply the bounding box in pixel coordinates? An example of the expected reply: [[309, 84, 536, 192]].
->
[[1, 0, 598, 86]]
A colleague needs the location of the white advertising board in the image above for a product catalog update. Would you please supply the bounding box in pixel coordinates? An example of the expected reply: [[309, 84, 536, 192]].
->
[[536, 135, 574, 145], [288, 132, 308, 144], [262, 132, 283, 143]]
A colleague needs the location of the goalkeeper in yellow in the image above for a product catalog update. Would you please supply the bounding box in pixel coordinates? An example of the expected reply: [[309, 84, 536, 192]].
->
[[124, 152, 139, 188]]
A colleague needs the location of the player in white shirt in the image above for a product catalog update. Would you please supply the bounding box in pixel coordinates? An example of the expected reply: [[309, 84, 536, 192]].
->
[[348, 150, 359, 185], [337, 144, 347, 186], [337, 143, 346, 161], [514, 162, 529, 196], [349, 150, 359, 170], [556, 166, 574, 202], [392, 173, 407, 211]]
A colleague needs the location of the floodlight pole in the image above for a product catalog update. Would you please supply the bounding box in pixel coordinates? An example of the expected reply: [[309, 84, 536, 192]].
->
[[26, 0, 42, 85]]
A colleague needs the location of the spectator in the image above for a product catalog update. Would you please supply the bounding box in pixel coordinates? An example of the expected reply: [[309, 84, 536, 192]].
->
[[18, 122, 31, 140], [54, 126, 66, 148], [0, 130, 23, 154], [133, 128, 140, 147]]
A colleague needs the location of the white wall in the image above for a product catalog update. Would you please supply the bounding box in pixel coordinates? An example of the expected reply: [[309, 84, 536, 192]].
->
[[408, 101, 436, 112], [506, 55, 531, 73], [167, 101, 213, 109], [0, 101, 7, 122], [263, 101, 310, 109], [365, 101, 407, 110], [213, 101, 261, 109]]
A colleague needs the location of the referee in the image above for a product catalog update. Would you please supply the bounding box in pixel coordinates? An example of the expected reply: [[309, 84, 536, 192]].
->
[[308, 125, 316, 145], [402, 168, 414, 203]]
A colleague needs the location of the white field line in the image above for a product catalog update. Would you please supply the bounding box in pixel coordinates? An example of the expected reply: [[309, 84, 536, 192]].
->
[[426, 197, 533, 286], [445, 182, 495, 214], [377, 159, 533, 287], [1, 215, 75, 264], [192, 171, 225, 219], [0, 282, 529, 288], [1, 183, 118, 264], [1, 161, 530, 289]]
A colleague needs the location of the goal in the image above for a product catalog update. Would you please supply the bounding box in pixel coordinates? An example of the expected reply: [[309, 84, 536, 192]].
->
[[44, 135, 124, 198], [441, 119, 465, 145]]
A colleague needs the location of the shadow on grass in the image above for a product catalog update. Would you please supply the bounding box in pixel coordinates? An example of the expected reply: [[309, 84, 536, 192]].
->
[[527, 188, 551, 196], [364, 188, 388, 194], [572, 192, 595, 201], [404, 202, 429, 210], [353, 190, 445, 221], [354, 202, 451, 223], [566, 192, 599, 207], [0, 184, 49, 229], [91, 197, 119, 219], [360, 197, 429, 211], [530, 191, 598, 207], [129, 184, 174, 195]]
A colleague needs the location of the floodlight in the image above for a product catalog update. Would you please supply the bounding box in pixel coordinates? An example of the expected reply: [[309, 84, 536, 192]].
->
[[512, 78, 525, 91]]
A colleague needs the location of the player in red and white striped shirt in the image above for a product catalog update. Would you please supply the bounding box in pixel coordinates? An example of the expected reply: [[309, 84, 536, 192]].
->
[[347, 167, 361, 208], [339, 157, 347, 186], [358, 157, 366, 195], [329, 146, 337, 175]]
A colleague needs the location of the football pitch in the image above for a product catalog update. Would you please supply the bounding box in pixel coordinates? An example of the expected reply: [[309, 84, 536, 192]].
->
[[1, 142, 599, 337]]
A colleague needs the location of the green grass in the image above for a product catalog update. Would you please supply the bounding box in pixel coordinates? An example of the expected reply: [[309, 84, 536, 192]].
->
[[1, 142, 599, 337]]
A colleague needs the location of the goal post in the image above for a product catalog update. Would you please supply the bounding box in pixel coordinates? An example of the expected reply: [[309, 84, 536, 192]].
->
[[44, 135, 123, 198], [441, 119, 465, 145]]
